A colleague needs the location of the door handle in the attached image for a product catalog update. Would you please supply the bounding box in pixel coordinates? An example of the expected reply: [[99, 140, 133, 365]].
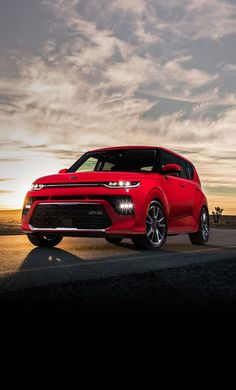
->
[[180, 183, 186, 188]]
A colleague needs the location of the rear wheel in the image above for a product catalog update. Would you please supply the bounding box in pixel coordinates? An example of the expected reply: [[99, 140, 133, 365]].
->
[[132, 201, 167, 250], [105, 237, 123, 245], [27, 233, 63, 247], [189, 207, 209, 245]]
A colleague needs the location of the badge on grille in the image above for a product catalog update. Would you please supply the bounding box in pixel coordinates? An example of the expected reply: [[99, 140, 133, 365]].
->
[[89, 210, 103, 215]]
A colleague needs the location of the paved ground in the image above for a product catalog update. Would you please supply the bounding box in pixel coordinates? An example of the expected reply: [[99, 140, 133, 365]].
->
[[0, 229, 235, 319]]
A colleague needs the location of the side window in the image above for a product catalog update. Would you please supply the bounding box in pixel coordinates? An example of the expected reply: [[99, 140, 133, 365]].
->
[[160, 150, 176, 167], [159, 150, 194, 180], [102, 161, 115, 171], [174, 156, 195, 180], [159, 150, 180, 177], [159, 150, 179, 176]]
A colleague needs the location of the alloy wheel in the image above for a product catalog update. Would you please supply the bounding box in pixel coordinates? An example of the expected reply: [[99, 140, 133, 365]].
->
[[201, 209, 209, 241], [146, 201, 167, 247]]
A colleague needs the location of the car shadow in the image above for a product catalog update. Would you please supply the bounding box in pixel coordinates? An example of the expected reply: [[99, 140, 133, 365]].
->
[[19, 241, 180, 271], [19, 247, 85, 270]]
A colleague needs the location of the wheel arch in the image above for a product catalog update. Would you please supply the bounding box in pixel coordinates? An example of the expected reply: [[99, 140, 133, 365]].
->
[[144, 187, 169, 218]]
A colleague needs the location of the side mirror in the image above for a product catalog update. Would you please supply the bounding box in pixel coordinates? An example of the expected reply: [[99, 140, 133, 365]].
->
[[162, 164, 182, 174], [58, 168, 69, 174]]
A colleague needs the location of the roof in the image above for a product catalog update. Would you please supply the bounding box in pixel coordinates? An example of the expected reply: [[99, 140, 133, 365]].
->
[[88, 145, 192, 164], [89, 146, 156, 152]]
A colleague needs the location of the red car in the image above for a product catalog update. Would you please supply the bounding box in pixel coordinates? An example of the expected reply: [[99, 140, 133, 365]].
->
[[22, 146, 209, 249]]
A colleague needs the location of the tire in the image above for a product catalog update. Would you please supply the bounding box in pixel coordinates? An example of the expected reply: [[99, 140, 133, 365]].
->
[[27, 233, 63, 247], [189, 207, 209, 245], [132, 200, 167, 250], [105, 237, 123, 245]]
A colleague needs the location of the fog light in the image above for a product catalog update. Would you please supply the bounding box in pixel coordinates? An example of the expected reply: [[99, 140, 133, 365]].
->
[[110, 196, 134, 215], [119, 202, 133, 211]]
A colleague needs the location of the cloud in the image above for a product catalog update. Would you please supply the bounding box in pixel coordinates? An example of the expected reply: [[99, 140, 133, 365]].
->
[[223, 64, 236, 72], [0, 158, 24, 162], [0, 1, 234, 139], [20, 144, 48, 149], [148, 0, 236, 41]]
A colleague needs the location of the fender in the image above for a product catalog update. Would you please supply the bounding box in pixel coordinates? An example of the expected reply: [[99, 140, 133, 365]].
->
[[144, 186, 170, 217]]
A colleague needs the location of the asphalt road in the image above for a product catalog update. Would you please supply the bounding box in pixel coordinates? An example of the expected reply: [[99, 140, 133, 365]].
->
[[0, 228, 236, 319], [0, 228, 235, 289]]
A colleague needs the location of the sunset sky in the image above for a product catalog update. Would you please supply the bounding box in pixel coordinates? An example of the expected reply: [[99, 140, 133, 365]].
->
[[0, 0, 236, 213]]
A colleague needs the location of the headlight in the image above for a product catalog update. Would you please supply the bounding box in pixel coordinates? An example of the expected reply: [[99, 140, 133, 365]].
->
[[104, 181, 140, 189], [31, 183, 44, 191]]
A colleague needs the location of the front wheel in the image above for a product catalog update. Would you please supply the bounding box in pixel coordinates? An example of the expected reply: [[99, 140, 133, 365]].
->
[[132, 200, 167, 250], [189, 208, 209, 245], [27, 233, 63, 247]]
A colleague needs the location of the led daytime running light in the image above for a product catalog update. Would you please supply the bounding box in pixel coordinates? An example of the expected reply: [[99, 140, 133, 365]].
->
[[31, 184, 44, 191], [105, 181, 140, 189]]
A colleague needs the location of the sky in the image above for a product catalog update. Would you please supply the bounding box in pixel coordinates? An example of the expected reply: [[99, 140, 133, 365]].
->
[[0, 0, 236, 213]]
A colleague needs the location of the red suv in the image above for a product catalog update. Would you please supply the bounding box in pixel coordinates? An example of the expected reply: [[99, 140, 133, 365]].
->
[[21, 146, 209, 249]]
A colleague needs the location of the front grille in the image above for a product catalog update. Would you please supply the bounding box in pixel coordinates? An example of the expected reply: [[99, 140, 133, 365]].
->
[[30, 203, 112, 230]]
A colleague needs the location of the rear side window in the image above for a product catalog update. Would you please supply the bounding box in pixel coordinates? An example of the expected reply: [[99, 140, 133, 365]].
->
[[185, 162, 194, 180]]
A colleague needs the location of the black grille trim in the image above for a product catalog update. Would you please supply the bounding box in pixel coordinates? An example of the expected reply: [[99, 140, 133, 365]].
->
[[30, 202, 112, 230], [43, 183, 105, 188]]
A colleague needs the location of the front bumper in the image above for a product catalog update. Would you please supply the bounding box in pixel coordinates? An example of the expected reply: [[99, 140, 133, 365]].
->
[[21, 187, 147, 237]]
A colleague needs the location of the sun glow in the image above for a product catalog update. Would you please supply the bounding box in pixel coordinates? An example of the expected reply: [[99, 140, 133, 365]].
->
[[0, 156, 71, 210]]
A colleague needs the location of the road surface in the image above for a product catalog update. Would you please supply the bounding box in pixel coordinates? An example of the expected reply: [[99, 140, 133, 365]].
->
[[0, 228, 235, 289], [0, 228, 236, 319]]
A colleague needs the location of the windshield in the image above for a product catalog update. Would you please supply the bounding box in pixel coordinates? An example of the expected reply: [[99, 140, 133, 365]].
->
[[70, 149, 157, 173]]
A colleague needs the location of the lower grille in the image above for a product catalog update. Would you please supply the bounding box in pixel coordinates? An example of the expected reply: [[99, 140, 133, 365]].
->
[[30, 203, 112, 230]]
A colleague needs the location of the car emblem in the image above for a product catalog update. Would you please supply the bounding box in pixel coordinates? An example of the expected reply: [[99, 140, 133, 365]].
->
[[69, 176, 78, 180], [89, 210, 103, 215]]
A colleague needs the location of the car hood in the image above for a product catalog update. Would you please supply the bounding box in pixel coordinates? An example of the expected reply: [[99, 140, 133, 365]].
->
[[34, 171, 159, 184]]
